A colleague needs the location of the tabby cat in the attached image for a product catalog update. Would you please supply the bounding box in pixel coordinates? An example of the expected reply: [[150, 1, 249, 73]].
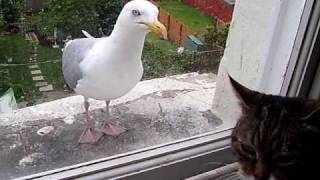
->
[[229, 75, 320, 180]]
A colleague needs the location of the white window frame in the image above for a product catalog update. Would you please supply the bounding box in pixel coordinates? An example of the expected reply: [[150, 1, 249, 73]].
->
[[256, 0, 310, 95], [17, 129, 234, 180], [281, 0, 320, 98]]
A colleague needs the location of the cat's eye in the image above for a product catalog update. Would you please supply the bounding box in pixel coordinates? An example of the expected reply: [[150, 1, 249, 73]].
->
[[132, 9, 141, 16], [274, 153, 297, 167]]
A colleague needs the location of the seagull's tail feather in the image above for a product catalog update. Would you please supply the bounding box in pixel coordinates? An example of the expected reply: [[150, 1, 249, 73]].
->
[[63, 40, 73, 52], [82, 30, 94, 38]]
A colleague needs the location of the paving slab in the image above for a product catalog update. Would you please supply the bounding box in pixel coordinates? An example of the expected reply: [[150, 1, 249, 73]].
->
[[32, 76, 44, 81], [35, 82, 48, 87], [30, 70, 42, 75], [28, 65, 39, 69], [39, 85, 53, 92]]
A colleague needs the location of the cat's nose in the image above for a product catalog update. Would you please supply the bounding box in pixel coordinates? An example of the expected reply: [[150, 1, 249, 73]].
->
[[253, 162, 270, 180]]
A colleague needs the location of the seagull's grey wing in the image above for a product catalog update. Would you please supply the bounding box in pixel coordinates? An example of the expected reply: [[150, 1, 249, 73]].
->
[[62, 38, 98, 89]]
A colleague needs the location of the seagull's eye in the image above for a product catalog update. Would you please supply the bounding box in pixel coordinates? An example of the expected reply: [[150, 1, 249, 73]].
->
[[132, 10, 141, 16]]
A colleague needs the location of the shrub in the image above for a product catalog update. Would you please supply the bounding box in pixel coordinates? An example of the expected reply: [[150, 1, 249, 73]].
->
[[0, 15, 6, 28], [34, 0, 124, 40], [203, 20, 230, 49], [0, 0, 23, 25]]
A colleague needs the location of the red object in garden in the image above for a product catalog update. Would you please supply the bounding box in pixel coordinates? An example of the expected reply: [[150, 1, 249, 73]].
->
[[4, 25, 20, 34], [184, 0, 195, 4], [184, 0, 234, 22]]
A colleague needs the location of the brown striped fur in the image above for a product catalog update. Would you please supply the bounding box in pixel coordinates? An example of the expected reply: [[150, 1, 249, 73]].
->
[[229, 75, 320, 180]]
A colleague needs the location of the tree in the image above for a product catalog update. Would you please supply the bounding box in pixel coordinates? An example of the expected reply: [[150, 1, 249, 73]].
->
[[35, 0, 124, 40], [0, 0, 23, 27]]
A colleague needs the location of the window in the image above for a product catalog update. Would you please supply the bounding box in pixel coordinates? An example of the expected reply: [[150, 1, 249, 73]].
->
[[0, 0, 314, 179], [283, 0, 320, 100], [0, 0, 231, 179]]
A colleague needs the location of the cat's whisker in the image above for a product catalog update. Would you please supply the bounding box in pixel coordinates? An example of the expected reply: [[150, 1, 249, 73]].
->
[[203, 161, 228, 167], [190, 161, 229, 173]]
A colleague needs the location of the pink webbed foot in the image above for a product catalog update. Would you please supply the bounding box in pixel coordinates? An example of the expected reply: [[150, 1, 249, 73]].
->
[[78, 128, 103, 144], [99, 122, 127, 136]]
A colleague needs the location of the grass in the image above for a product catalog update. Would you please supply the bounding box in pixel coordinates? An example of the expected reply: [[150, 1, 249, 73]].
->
[[0, 33, 64, 102], [37, 46, 64, 90], [146, 32, 177, 53], [160, 0, 213, 34], [37, 46, 62, 62], [0, 33, 41, 101], [0, 33, 32, 64]]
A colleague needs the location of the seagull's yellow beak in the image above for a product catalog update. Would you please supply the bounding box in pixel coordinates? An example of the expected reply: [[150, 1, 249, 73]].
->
[[145, 20, 168, 40]]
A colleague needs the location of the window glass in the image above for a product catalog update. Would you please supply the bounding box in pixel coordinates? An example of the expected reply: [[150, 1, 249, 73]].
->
[[0, 0, 234, 179]]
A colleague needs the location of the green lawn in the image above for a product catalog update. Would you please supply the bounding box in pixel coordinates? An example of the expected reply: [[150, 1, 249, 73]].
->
[[37, 46, 64, 90], [0, 33, 32, 64], [160, 0, 213, 34], [146, 32, 177, 53], [0, 33, 64, 102], [37, 46, 62, 62], [0, 33, 41, 101]]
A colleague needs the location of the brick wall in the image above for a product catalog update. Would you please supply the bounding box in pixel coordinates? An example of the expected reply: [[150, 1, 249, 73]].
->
[[184, 0, 234, 22]]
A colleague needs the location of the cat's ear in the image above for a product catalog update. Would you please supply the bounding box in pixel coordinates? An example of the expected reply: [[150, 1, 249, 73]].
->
[[301, 104, 320, 132], [228, 74, 261, 109]]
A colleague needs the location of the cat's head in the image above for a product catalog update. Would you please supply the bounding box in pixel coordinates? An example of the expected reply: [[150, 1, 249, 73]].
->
[[229, 75, 320, 180]]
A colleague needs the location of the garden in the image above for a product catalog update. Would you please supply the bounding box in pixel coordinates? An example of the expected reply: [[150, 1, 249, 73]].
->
[[0, 0, 229, 107]]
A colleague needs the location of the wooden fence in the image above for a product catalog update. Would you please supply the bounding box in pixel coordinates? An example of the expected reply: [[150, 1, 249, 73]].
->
[[158, 8, 195, 47]]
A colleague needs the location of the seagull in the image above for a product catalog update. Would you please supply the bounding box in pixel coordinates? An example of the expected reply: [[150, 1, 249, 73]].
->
[[62, 0, 167, 144]]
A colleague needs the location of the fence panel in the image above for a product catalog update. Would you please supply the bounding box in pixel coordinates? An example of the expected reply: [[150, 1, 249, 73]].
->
[[159, 9, 196, 46], [159, 9, 170, 29], [168, 16, 182, 45]]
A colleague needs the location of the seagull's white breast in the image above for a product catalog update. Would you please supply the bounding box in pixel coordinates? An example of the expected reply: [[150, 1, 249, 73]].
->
[[75, 39, 143, 100]]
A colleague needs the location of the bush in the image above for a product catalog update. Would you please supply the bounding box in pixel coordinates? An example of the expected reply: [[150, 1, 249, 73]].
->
[[34, 0, 125, 40], [142, 40, 223, 79], [143, 41, 190, 79], [0, 15, 6, 28], [95, 0, 124, 36], [203, 20, 230, 49], [0, 0, 23, 26]]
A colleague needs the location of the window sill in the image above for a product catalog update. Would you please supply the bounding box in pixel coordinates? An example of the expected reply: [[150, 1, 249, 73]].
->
[[18, 129, 234, 180]]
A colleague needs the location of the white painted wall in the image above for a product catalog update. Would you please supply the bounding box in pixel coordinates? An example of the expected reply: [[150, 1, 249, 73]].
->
[[212, 0, 307, 123]]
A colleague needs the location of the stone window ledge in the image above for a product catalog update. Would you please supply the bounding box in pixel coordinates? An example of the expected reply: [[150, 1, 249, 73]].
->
[[0, 73, 232, 179]]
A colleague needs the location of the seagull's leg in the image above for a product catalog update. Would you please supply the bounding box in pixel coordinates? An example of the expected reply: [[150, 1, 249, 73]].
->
[[99, 100, 126, 136], [79, 98, 103, 144]]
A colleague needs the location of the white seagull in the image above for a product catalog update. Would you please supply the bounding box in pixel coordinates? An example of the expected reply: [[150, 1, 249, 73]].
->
[[62, 0, 167, 144]]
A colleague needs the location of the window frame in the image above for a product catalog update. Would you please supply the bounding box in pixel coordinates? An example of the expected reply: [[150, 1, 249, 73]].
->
[[17, 129, 234, 180], [282, 0, 320, 98]]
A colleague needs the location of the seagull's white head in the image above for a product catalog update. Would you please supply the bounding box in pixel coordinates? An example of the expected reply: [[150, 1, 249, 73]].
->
[[115, 0, 167, 39]]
